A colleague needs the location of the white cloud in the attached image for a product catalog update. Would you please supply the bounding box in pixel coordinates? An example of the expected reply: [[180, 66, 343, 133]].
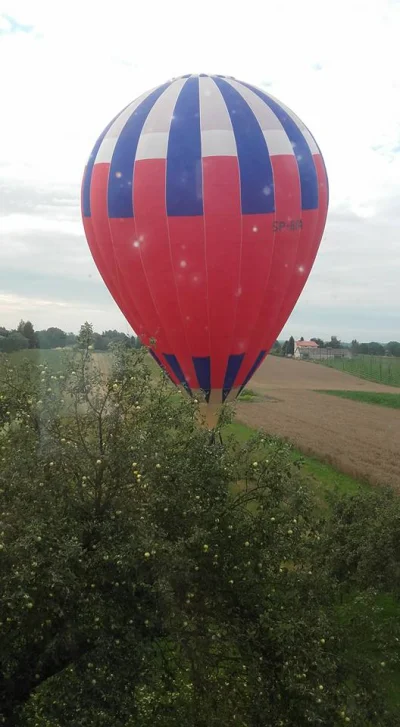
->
[[0, 0, 399, 338]]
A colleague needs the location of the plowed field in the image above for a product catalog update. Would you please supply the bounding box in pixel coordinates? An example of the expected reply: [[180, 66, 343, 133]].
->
[[236, 357, 400, 489]]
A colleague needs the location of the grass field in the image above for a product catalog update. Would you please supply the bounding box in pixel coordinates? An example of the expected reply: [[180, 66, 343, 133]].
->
[[6, 349, 69, 367], [226, 421, 365, 499], [238, 356, 400, 489], [317, 354, 400, 387], [318, 390, 400, 409], [4, 348, 111, 373]]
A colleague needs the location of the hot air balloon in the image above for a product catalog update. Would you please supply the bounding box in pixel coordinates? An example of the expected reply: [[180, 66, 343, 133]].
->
[[81, 74, 328, 427]]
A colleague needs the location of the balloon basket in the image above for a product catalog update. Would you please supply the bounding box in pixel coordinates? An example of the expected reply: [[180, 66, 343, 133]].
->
[[198, 402, 220, 431]]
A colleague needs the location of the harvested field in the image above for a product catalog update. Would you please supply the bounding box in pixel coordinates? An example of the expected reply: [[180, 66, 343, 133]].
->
[[236, 357, 400, 489]]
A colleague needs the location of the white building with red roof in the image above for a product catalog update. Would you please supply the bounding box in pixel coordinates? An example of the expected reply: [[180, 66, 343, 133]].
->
[[294, 340, 352, 360]]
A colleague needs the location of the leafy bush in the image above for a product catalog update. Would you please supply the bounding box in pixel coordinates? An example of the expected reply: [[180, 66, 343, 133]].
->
[[319, 489, 400, 595], [0, 324, 398, 726], [238, 388, 258, 401]]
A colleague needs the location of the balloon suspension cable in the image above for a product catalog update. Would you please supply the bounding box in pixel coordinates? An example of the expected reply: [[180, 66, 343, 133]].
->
[[209, 429, 223, 446]]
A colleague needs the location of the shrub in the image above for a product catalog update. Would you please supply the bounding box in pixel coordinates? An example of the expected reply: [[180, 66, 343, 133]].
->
[[0, 326, 398, 725], [319, 489, 400, 595], [238, 388, 258, 401]]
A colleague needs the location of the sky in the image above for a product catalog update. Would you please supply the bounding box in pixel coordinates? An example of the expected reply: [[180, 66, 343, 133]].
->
[[0, 0, 399, 342]]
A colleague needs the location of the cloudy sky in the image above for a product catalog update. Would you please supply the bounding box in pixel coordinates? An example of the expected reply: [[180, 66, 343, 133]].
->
[[1, 0, 399, 341]]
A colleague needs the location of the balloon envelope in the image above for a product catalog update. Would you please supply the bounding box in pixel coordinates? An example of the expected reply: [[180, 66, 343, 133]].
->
[[81, 74, 328, 425]]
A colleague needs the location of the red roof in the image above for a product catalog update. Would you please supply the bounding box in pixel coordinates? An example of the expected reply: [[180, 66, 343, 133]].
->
[[295, 340, 318, 348]]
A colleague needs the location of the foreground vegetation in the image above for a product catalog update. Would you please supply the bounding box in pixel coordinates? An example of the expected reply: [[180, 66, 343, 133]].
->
[[317, 390, 400, 410], [316, 355, 400, 387], [1, 326, 400, 725], [226, 421, 367, 499]]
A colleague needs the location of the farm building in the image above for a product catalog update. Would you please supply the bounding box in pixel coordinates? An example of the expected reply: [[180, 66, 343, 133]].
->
[[294, 341, 352, 360]]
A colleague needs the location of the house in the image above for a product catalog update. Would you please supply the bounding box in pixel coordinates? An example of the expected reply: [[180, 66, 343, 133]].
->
[[294, 341, 352, 360], [294, 341, 318, 359]]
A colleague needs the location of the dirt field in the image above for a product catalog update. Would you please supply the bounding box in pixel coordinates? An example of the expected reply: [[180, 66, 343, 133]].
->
[[236, 357, 400, 489]]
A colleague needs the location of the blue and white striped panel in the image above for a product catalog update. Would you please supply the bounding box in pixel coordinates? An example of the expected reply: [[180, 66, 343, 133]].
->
[[84, 74, 321, 220]]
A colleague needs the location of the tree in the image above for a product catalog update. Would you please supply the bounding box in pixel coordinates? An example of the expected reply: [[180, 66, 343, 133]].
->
[[288, 336, 295, 355], [281, 340, 289, 356], [271, 340, 281, 356], [102, 329, 131, 349], [367, 342, 385, 356], [326, 336, 341, 349], [300, 336, 304, 341], [351, 339, 359, 353], [387, 341, 400, 357], [0, 338, 399, 725], [0, 331, 29, 353], [311, 338, 324, 348], [92, 332, 108, 351], [320, 488, 400, 596], [17, 320, 38, 349], [37, 327, 67, 349], [65, 332, 77, 347]]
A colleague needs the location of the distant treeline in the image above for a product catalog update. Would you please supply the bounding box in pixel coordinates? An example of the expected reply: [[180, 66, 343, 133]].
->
[[2, 321, 399, 358], [273, 336, 400, 357], [0, 320, 142, 354]]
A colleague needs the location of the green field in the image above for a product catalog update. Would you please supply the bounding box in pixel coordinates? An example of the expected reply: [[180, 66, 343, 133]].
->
[[317, 354, 400, 386], [226, 421, 366, 500], [4, 348, 110, 373], [318, 390, 400, 409], [4, 348, 69, 366]]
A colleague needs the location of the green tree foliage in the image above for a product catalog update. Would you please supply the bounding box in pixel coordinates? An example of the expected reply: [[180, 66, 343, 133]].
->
[[350, 341, 385, 357], [311, 338, 324, 348], [97, 329, 131, 350], [37, 328, 67, 350], [271, 340, 282, 356], [367, 342, 385, 356], [0, 336, 399, 725], [326, 336, 341, 349], [319, 489, 400, 595], [17, 321, 38, 350], [3, 324, 399, 358], [386, 341, 400, 357], [288, 336, 295, 355], [65, 332, 77, 346], [0, 325, 137, 353], [0, 331, 29, 353]]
